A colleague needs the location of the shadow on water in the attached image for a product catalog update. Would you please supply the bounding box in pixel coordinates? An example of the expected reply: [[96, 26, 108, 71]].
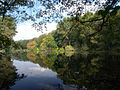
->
[[2, 51, 120, 90], [0, 54, 25, 90]]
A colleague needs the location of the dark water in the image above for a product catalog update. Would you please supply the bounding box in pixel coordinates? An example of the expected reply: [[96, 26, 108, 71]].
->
[[0, 52, 120, 90]]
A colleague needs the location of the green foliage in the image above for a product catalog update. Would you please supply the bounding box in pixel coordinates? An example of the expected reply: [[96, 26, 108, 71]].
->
[[33, 34, 47, 46], [16, 40, 30, 49], [40, 34, 58, 50], [65, 45, 75, 51], [0, 0, 119, 26], [17, 10, 120, 52], [0, 16, 17, 52], [65, 51, 74, 57], [26, 41, 40, 54], [59, 47, 65, 54], [33, 47, 39, 54]]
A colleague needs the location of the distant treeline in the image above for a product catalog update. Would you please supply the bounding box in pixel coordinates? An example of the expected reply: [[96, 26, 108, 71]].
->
[[16, 11, 120, 52]]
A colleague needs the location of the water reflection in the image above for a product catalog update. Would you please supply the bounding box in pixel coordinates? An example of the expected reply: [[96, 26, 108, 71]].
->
[[0, 55, 25, 90], [5, 52, 120, 89], [54, 53, 120, 90], [12, 60, 64, 90]]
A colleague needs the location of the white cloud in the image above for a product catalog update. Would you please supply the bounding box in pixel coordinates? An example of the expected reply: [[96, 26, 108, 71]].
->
[[13, 60, 57, 77], [29, 65, 48, 72], [13, 22, 57, 41]]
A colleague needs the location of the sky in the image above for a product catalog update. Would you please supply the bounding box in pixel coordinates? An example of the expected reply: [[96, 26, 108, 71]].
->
[[13, 0, 59, 41], [13, 21, 57, 41]]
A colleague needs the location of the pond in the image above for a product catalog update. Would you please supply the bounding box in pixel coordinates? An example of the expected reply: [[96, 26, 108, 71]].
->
[[0, 52, 120, 90]]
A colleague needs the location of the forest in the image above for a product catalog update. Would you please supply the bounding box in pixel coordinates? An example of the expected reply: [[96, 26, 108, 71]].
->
[[15, 10, 120, 54], [0, 0, 120, 54]]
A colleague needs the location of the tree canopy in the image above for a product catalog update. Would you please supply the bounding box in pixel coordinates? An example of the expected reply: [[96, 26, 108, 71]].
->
[[17, 10, 120, 52], [0, 0, 120, 28], [1, 0, 120, 52], [0, 16, 17, 51]]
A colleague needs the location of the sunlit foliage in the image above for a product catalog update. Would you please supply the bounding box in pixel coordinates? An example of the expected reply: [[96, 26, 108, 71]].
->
[[40, 34, 57, 50]]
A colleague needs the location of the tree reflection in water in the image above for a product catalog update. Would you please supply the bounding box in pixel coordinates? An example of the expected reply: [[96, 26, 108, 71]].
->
[[11, 51, 120, 90], [0, 54, 25, 90], [54, 53, 120, 90]]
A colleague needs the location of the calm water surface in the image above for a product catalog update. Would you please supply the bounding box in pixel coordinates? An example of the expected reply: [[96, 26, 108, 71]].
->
[[0, 52, 120, 90]]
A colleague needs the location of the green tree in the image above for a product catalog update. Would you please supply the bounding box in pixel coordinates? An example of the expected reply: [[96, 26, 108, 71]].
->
[[40, 34, 57, 50], [34, 34, 47, 46], [0, 16, 17, 52], [16, 40, 30, 49]]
